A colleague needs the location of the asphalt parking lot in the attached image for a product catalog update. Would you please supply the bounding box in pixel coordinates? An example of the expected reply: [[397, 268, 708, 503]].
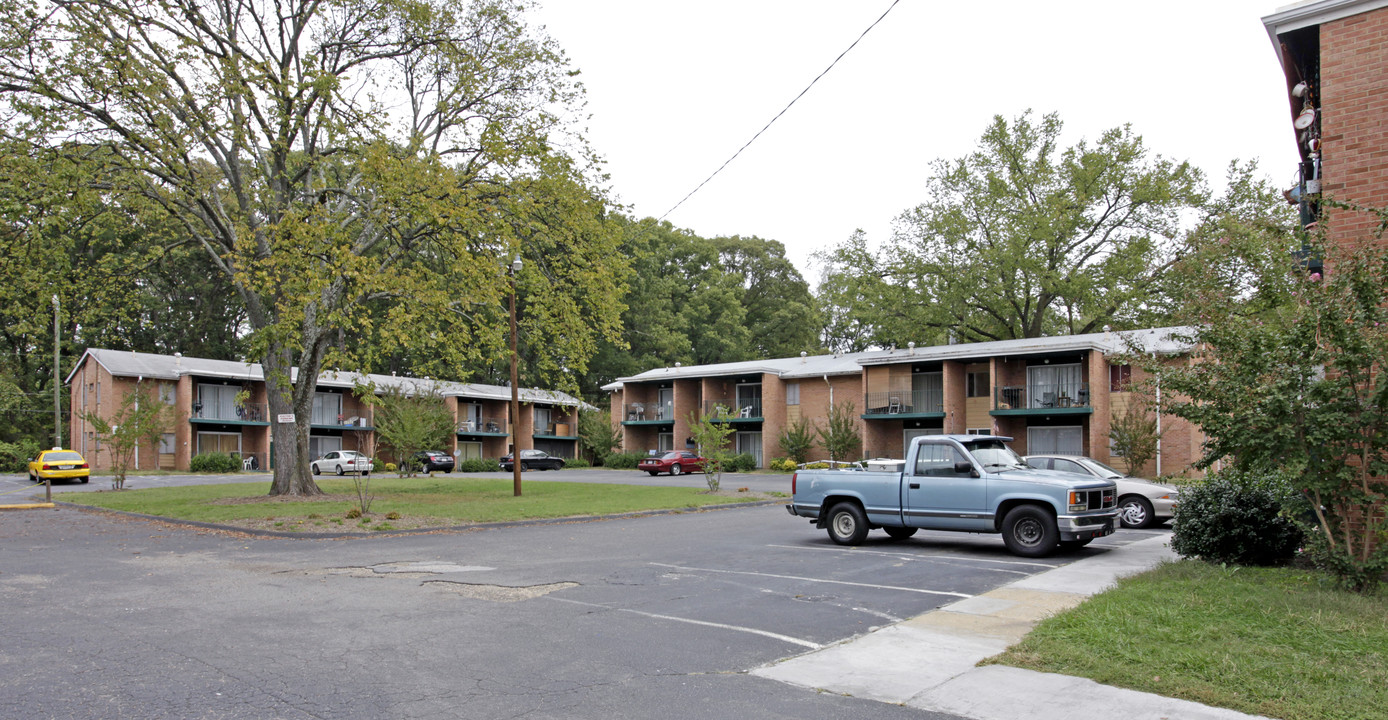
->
[[0, 470, 1168, 719]]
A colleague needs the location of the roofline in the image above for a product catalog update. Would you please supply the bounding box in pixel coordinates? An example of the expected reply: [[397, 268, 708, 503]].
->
[[1263, 0, 1388, 55]]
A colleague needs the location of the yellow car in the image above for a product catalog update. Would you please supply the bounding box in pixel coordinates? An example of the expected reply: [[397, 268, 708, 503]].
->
[[28, 448, 91, 484]]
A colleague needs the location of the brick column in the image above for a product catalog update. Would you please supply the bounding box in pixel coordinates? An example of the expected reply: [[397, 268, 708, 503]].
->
[[760, 373, 785, 468], [942, 360, 967, 434], [1088, 350, 1112, 464]]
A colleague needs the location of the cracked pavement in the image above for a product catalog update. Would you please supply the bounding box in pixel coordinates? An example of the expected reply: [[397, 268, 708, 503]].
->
[[0, 497, 1153, 719]]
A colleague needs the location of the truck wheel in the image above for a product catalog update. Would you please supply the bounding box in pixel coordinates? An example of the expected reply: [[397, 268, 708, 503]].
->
[[1118, 496, 1155, 529], [1001, 505, 1059, 558], [884, 526, 917, 541], [826, 502, 869, 546]]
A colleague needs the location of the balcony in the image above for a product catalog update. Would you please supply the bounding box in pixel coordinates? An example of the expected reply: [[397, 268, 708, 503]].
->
[[993, 383, 1092, 415], [862, 390, 943, 418], [457, 417, 508, 435], [623, 402, 674, 424], [703, 399, 761, 422], [191, 402, 269, 425], [534, 422, 577, 439], [310, 413, 373, 430]]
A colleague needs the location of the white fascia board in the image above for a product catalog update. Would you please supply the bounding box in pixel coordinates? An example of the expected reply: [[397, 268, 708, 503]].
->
[[1263, 0, 1388, 53]]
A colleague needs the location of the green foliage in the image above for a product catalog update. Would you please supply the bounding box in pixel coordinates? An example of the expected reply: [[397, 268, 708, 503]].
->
[[1155, 235, 1388, 591], [815, 401, 862, 463], [815, 111, 1221, 346], [1170, 471, 1303, 566], [190, 453, 242, 474], [372, 457, 385, 473], [687, 404, 737, 491], [82, 385, 170, 489], [384, 463, 398, 473], [768, 457, 798, 472], [777, 416, 816, 465], [0, 439, 40, 473], [360, 382, 455, 479], [801, 462, 831, 470], [722, 453, 757, 473], [577, 410, 621, 465], [605, 453, 644, 470], [562, 457, 590, 469], [1108, 392, 1161, 475], [458, 458, 502, 473]]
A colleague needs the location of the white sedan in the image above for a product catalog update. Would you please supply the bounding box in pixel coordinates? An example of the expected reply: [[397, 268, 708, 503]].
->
[[1023, 454, 1179, 529], [311, 450, 372, 476]]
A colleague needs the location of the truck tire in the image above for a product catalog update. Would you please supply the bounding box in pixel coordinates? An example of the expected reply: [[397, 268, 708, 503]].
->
[[825, 502, 869, 546], [884, 526, 917, 541], [1001, 505, 1059, 558]]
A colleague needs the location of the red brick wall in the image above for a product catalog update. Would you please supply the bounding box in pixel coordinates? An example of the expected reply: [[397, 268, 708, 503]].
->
[[1320, 7, 1388, 254]]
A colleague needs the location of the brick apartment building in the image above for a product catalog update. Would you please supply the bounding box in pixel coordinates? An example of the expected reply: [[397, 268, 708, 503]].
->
[[68, 349, 585, 472], [1263, 0, 1388, 255], [604, 327, 1203, 479]]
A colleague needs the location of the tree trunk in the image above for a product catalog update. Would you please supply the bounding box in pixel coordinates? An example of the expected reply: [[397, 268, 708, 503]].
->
[[264, 345, 324, 496]]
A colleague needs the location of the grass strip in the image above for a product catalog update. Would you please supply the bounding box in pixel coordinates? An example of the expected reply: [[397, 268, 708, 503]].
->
[[60, 477, 764, 525], [986, 560, 1388, 720]]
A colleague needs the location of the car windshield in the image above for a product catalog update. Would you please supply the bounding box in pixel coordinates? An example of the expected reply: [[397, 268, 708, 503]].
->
[[44, 451, 82, 462], [1079, 458, 1125, 479], [965, 440, 1025, 469]]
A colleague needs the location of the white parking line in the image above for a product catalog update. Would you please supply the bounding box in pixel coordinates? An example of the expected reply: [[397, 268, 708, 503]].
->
[[765, 544, 1053, 572], [548, 596, 823, 649], [650, 562, 973, 599]]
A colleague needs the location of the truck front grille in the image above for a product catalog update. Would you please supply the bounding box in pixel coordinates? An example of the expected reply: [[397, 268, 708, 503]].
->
[[1079, 489, 1116, 510]]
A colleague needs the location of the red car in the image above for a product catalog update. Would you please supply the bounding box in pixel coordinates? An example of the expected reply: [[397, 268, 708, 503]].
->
[[638, 451, 704, 476]]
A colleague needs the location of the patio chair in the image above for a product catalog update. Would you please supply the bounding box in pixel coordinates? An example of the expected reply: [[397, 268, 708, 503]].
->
[[887, 396, 902, 414], [485, 421, 500, 433], [739, 405, 753, 418], [1076, 389, 1089, 406], [1039, 392, 1056, 408]]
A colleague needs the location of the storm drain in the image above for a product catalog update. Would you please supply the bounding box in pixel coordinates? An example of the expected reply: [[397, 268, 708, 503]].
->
[[424, 580, 579, 602]]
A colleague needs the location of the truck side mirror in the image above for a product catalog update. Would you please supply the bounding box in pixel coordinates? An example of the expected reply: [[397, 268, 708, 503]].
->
[[955, 461, 977, 477]]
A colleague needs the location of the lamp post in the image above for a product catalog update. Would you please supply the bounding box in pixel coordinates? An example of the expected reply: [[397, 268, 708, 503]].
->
[[52, 294, 61, 448], [509, 254, 523, 497]]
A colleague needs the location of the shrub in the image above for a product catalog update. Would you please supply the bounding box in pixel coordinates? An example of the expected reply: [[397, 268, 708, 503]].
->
[[1171, 471, 1303, 566], [372, 457, 385, 472], [728, 453, 757, 472], [605, 452, 644, 470], [802, 462, 830, 470], [458, 458, 501, 473], [190, 452, 242, 473], [563, 457, 590, 469], [385, 511, 401, 520], [768, 457, 798, 472], [0, 439, 40, 473], [345, 508, 362, 519], [384, 462, 397, 472]]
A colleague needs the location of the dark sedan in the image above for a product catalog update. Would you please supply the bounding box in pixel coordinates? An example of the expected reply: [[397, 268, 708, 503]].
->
[[638, 450, 704, 476], [411, 451, 455, 473], [499, 449, 565, 472]]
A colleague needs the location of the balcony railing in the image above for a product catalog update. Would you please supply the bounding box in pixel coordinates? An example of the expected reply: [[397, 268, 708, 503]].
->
[[193, 402, 268, 423], [458, 417, 507, 434], [995, 383, 1089, 410], [535, 422, 576, 437], [703, 399, 761, 419], [624, 402, 673, 422], [863, 390, 943, 415]]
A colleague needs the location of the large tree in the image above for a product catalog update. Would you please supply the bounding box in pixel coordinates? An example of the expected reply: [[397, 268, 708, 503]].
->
[[0, 0, 624, 494], [816, 112, 1209, 345]]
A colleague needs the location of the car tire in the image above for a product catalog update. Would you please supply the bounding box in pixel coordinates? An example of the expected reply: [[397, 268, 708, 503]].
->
[[884, 526, 917, 541], [311, 464, 321, 475], [1001, 505, 1060, 558], [647, 470, 659, 476], [335, 465, 345, 476], [28, 472, 37, 483], [825, 502, 869, 546], [80, 476, 89, 484], [670, 463, 682, 476], [520, 462, 529, 472], [1118, 496, 1155, 529]]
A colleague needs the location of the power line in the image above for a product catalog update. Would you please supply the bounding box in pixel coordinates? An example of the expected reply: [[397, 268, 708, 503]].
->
[[659, 0, 904, 221]]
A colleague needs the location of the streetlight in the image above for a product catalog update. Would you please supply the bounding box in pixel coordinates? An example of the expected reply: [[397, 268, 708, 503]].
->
[[509, 254, 523, 497]]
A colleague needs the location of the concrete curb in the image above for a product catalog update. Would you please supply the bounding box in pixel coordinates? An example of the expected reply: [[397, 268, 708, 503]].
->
[[751, 535, 1273, 720], [53, 497, 784, 540], [0, 503, 56, 510]]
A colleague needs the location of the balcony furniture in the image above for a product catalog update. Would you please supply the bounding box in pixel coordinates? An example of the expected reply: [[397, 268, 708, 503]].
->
[[887, 396, 902, 414], [1076, 389, 1089, 406], [1039, 392, 1056, 408], [459, 420, 476, 432], [740, 405, 753, 418], [485, 421, 501, 433], [628, 403, 645, 421], [1058, 394, 1072, 408]]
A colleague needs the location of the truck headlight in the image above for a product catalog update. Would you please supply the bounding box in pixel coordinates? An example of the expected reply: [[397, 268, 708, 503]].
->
[[1068, 491, 1087, 513]]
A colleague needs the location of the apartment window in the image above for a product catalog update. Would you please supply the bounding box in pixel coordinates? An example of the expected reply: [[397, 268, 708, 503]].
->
[[966, 427, 992, 435], [786, 382, 800, 406], [311, 392, 343, 425], [966, 372, 990, 398], [1110, 364, 1132, 392], [1027, 426, 1083, 455]]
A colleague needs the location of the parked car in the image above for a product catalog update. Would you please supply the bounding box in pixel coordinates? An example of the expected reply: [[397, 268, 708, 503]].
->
[[311, 450, 372, 476], [1023, 454, 1179, 529], [638, 451, 704, 476], [28, 448, 90, 484], [499, 449, 565, 472], [409, 451, 455, 473]]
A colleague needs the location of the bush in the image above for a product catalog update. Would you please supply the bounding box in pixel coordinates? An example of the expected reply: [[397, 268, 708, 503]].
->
[[1171, 471, 1303, 566], [458, 458, 501, 473], [190, 452, 242, 473], [802, 462, 830, 470], [768, 457, 798, 473], [372, 457, 385, 472], [728, 453, 757, 472], [605, 452, 643, 470], [563, 457, 590, 469], [0, 439, 40, 473], [384, 462, 397, 472]]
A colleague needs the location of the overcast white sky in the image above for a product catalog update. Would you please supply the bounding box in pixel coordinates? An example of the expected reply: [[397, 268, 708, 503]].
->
[[531, 0, 1299, 281]]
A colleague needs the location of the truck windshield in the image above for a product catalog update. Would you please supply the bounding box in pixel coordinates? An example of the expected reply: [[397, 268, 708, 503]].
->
[[966, 440, 1026, 469]]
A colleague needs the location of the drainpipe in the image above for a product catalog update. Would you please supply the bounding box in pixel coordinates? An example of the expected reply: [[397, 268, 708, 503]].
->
[[134, 376, 141, 469], [822, 375, 832, 404], [1152, 353, 1161, 477]]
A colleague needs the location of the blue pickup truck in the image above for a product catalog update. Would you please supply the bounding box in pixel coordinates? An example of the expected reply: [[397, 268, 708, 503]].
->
[[787, 435, 1120, 557]]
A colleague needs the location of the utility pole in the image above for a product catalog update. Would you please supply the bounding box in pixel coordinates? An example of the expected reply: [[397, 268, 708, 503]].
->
[[509, 255, 523, 497], [52, 294, 61, 448]]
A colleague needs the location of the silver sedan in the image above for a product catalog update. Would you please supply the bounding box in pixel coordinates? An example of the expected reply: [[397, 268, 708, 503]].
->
[[1023, 454, 1178, 529]]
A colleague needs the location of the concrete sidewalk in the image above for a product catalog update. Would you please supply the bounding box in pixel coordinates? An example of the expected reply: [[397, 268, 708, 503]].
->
[[752, 535, 1272, 720]]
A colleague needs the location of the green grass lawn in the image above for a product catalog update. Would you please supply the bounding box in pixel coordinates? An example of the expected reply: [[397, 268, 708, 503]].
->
[[61, 477, 769, 526], [987, 560, 1388, 720]]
